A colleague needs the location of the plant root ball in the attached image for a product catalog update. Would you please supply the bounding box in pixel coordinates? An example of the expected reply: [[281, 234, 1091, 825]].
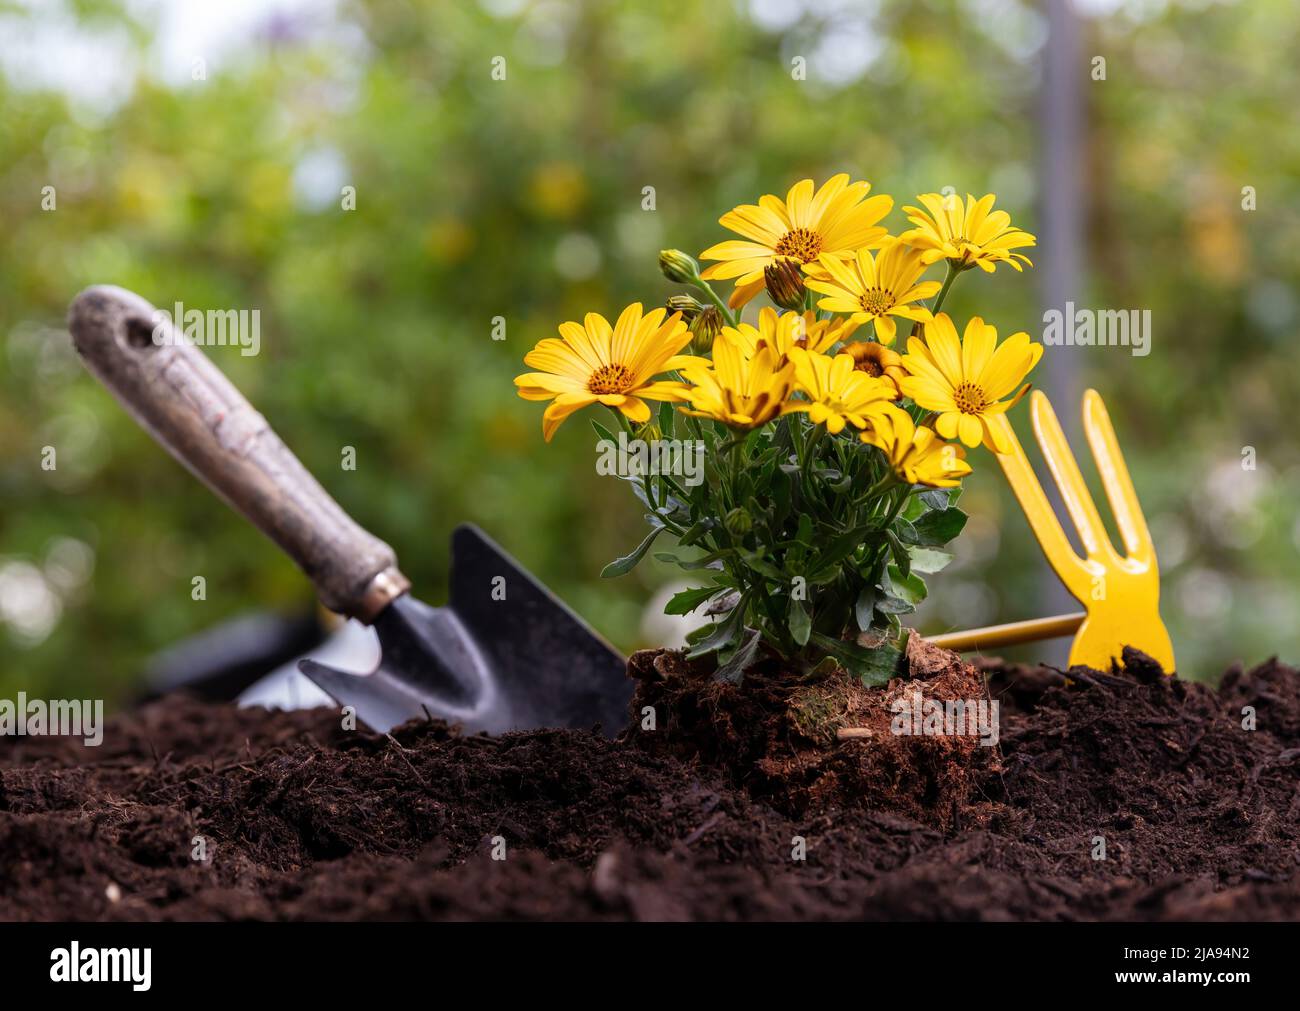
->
[[623, 635, 1001, 827]]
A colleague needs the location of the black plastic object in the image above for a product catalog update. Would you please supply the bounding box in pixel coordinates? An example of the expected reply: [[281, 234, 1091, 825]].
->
[[142, 610, 326, 702]]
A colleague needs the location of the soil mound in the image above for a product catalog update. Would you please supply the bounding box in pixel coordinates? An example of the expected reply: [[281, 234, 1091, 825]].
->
[[2, 645, 1297, 921]]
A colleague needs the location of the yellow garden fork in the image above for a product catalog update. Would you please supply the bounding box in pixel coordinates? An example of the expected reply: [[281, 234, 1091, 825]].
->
[[930, 388, 1175, 673]]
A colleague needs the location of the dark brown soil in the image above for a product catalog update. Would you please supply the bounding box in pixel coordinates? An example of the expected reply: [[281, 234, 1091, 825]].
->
[[624, 634, 1000, 827], [2, 644, 1298, 921]]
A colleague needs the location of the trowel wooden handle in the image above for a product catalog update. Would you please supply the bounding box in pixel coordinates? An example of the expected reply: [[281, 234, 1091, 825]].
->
[[67, 285, 409, 621], [928, 612, 1086, 653]]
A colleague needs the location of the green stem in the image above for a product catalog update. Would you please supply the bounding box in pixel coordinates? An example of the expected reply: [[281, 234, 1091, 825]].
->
[[608, 406, 687, 533], [802, 423, 824, 489], [757, 580, 793, 653], [728, 432, 746, 502], [693, 277, 738, 328], [855, 472, 901, 510], [881, 484, 911, 527], [909, 260, 960, 338], [862, 485, 913, 578], [931, 261, 960, 316]]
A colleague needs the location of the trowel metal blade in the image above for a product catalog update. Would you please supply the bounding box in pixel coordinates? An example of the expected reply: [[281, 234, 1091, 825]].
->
[[299, 524, 630, 736]]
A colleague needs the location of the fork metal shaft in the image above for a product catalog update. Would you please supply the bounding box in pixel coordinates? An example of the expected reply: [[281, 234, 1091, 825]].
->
[[929, 612, 1086, 653]]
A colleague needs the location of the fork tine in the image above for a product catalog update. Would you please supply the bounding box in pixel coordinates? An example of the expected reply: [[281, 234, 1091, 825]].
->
[[1081, 388, 1152, 562], [1029, 390, 1118, 562], [990, 413, 1090, 595]]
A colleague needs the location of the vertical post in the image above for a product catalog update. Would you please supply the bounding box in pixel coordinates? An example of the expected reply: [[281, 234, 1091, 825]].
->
[[1037, 0, 1086, 660]]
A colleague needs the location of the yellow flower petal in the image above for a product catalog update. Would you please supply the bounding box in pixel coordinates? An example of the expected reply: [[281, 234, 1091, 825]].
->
[[924, 314, 965, 385]]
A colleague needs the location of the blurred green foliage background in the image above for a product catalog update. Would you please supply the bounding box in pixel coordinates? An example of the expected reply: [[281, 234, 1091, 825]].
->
[[2, 0, 1298, 704]]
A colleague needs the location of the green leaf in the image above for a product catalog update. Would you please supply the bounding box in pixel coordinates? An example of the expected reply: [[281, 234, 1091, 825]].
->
[[911, 506, 967, 547], [600, 527, 664, 578], [919, 488, 952, 510], [887, 531, 910, 579], [664, 585, 723, 616], [817, 524, 872, 569], [740, 553, 786, 580], [815, 467, 850, 493], [806, 564, 845, 585], [892, 517, 919, 544], [908, 546, 954, 574], [684, 623, 714, 645], [885, 563, 928, 605], [676, 518, 712, 547], [854, 585, 879, 631], [770, 467, 792, 526], [657, 399, 675, 437], [713, 628, 762, 685], [654, 550, 724, 570], [902, 494, 928, 521], [875, 594, 914, 616], [789, 597, 811, 647], [686, 602, 746, 659], [809, 632, 907, 687], [591, 418, 618, 446]]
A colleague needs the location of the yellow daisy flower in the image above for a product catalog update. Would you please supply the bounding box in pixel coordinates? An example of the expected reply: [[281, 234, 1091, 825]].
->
[[803, 240, 940, 345], [782, 348, 895, 435], [724, 307, 861, 360], [679, 332, 794, 430], [699, 174, 892, 310], [842, 340, 906, 398], [899, 193, 1036, 273], [897, 313, 1043, 454], [515, 303, 698, 441], [861, 406, 972, 489]]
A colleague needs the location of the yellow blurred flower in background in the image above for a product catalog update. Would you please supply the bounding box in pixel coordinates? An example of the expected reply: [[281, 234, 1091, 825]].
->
[[529, 161, 588, 219], [898, 313, 1042, 453], [515, 304, 696, 441], [861, 406, 971, 488], [424, 216, 475, 264], [782, 348, 895, 434], [699, 174, 892, 309], [900, 193, 1036, 273]]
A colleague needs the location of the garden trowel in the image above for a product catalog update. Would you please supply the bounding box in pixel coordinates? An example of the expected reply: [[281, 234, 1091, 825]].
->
[[68, 285, 630, 734]]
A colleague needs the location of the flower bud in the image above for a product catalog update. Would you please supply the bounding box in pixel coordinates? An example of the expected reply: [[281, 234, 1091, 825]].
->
[[666, 294, 706, 323], [634, 420, 663, 443], [764, 258, 807, 311], [724, 506, 753, 537], [659, 249, 700, 285], [689, 305, 724, 356]]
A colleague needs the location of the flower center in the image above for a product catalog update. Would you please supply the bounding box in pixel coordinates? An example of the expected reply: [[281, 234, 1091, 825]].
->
[[588, 363, 634, 395], [953, 380, 989, 414], [858, 287, 895, 317], [858, 359, 883, 377], [773, 228, 823, 263]]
